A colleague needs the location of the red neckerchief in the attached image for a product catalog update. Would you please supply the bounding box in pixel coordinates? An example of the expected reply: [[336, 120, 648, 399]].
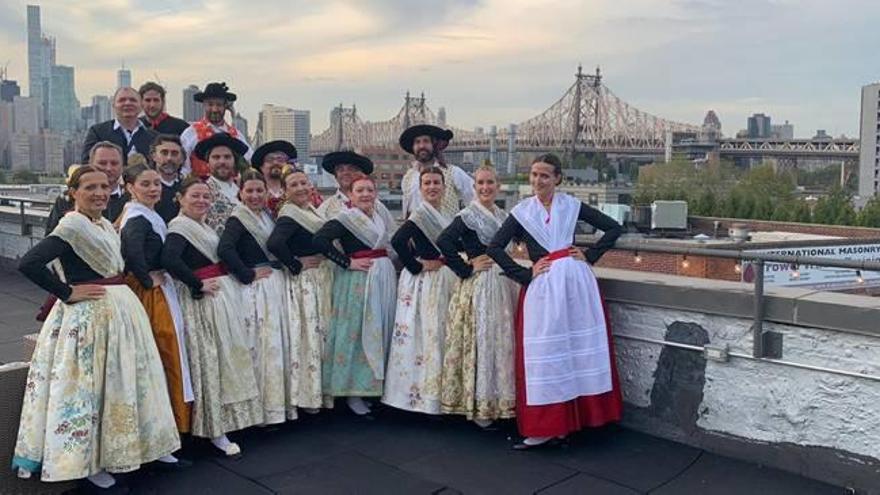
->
[[148, 112, 169, 129]]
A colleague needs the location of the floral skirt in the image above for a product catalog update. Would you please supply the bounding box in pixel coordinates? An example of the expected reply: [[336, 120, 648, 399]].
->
[[177, 276, 263, 438], [322, 269, 382, 397], [13, 286, 180, 482], [382, 267, 456, 414], [283, 262, 332, 410], [238, 268, 289, 424], [441, 265, 517, 420]]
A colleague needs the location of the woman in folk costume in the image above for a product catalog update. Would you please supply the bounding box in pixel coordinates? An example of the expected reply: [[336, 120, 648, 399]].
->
[[487, 154, 623, 450], [436, 165, 517, 427], [162, 177, 263, 458], [313, 174, 397, 416], [217, 170, 289, 424], [266, 168, 331, 414], [14, 166, 180, 489], [382, 167, 458, 415], [119, 163, 194, 434]]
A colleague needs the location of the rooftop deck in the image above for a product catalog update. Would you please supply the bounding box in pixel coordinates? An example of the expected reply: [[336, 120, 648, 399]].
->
[[0, 268, 846, 494]]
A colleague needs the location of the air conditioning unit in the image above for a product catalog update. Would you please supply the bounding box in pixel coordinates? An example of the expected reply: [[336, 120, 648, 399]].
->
[[651, 201, 688, 230], [599, 204, 631, 225]]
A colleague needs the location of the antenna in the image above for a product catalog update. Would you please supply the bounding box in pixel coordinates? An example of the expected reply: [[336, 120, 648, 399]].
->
[[0, 61, 9, 80]]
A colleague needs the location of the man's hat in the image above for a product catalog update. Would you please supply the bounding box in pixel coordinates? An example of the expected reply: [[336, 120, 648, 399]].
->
[[193, 134, 248, 161], [193, 82, 237, 103], [399, 124, 453, 154], [252, 141, 297, 168], [321, 150, 374, 175]]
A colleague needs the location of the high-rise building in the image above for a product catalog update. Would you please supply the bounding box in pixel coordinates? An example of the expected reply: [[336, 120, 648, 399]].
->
[[117, 65, 132, 90], [437, 107, 446, 127], [1, 79, 21, 103], [258, 104, 309, 157], [747, 113, 772, 138], [233, 113, 249, 141], [858, 83, 880, 198], [81, 95, 111, 129], [771, 120, 794, 140], [48, 65, 80, 132], [182, 85, 202, 122], [13, 96, 41, 134], [292, 110, 310, 158], [0, 101, 13, 168], [27, 5, 55, 127]]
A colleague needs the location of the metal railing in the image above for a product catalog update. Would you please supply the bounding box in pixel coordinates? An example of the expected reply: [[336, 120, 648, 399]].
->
[[587, 240, 880, 360], [0, 195, 54, 236]]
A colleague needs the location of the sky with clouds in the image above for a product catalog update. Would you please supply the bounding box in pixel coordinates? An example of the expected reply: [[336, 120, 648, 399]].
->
[[0, 0, 878, 138]]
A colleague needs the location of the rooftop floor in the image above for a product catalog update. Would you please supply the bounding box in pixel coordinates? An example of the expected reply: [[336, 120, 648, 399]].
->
[[0, 268, 845, 494]]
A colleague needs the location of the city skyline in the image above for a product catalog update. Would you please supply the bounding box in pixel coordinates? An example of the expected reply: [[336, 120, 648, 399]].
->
[[0, 1, 878, 137]]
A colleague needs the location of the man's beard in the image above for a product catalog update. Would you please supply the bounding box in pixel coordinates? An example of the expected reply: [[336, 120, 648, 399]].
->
[[212, 166, 232, 181], [158, 162, 180, 176], [415, 149, 434, 163], [207, 111, 224, 124], [268, 167, 282, 180]]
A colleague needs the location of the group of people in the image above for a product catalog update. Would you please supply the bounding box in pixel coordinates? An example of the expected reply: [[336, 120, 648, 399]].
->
[[12, 81, 625, 490]]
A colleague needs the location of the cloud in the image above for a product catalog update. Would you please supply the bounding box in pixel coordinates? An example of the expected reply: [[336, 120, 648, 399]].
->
[[1, 0, 877, 138]]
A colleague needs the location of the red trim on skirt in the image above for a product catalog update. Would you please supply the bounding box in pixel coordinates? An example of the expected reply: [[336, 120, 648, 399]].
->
[[514, 285, 623, 437]]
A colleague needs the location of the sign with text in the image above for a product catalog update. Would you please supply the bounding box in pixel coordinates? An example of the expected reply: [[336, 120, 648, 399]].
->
[[741, 244, 880, 290]]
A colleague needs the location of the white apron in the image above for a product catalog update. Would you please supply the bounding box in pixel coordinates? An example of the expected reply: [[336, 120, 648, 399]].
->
[[511, 193, 612, 406]]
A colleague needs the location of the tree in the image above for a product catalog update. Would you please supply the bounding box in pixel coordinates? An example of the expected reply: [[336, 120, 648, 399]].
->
[[12, 170, 39, 184], [858, 197, 880, 228], [813, 187, 856, 225], [791, 199, 813, 223]]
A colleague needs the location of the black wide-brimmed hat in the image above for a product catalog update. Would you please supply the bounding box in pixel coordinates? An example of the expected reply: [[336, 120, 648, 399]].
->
[[193, 133, 248, 161], [321, 150, 374, 175], [252, 141, 297, 168], [193, 82, 237, 103], [399, 124, 453, 154]]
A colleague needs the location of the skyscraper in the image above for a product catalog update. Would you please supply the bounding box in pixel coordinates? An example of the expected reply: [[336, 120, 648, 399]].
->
[[13, 96, 41, 134], [48, 65, 79, 132], [858, 83, 880, 198], [747, 113, 772, 138], [233, 113, 249, 141], [182, 85, 202, 122], [259, 104, 309, 157], [27, 5, 55, 127], [117, 65, 132, 90], [1, 79, 21, 103]]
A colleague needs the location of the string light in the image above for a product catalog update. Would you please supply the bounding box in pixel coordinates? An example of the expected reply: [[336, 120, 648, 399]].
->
[[634, 251, 642, 264], [857, 270, 865, 285], [681, 254, 690, 269], [790, 263, 800, 279], [734, 262, 742, 274]]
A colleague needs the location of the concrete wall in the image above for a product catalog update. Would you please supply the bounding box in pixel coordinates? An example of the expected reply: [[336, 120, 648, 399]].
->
[[598, 267, 880, 493]]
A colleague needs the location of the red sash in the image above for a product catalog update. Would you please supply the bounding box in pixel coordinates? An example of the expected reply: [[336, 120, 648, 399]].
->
[[193, 262, 228, 280], [36, 274, 126, 322], [545, 248, 571, 262], [351, 249, 388, 259]]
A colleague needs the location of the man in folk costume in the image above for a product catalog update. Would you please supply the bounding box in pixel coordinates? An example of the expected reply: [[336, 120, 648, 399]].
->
[[251, 140, 296, 217], [139, 82, 189, 136], [487, 153, 623, 450], [317, 150, 396, 228], [192, 134, 248, 235], [399, 124, 474, 218], [180, 82, 253, 177]]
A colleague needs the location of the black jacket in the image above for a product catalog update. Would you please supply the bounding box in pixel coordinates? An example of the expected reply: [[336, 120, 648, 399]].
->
[[81, 120, 158, 163], [140, 114, 189, 137]]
